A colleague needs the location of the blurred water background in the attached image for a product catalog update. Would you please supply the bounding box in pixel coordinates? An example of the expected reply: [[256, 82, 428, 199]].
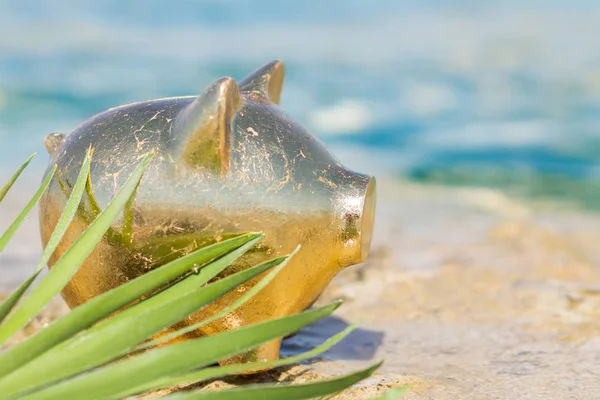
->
[[1, 0, 600, 209]]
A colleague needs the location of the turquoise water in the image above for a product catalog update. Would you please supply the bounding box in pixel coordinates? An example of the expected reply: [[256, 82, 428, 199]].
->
[[1, 1, 600, 207]]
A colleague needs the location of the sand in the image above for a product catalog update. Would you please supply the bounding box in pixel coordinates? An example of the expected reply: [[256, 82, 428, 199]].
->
[[2, 176, 600, 399]]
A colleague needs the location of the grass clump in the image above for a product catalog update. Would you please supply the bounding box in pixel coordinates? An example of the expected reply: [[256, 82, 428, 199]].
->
[[0, 152, 402, 399]]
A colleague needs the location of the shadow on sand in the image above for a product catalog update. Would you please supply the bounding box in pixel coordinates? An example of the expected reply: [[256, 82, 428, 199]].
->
[[281, 314, 384, 361]]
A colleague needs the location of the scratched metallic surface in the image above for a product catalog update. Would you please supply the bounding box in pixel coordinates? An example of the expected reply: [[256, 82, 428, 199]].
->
[[38, 60, 376, 366]]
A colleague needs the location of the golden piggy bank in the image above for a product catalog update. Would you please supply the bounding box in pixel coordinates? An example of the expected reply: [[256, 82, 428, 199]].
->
[[39, 60, 376, 365]]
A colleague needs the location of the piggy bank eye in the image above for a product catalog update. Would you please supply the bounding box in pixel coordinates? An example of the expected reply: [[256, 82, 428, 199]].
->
[[44, 132, 66, 156]]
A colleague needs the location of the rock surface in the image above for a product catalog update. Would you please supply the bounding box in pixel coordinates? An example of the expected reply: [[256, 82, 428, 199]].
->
[[2, 178, 600, 399]]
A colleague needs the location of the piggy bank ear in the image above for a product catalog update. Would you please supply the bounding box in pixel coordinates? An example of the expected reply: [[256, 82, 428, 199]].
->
[[174, 77, 241, 175], [239, 60, 285, 105]]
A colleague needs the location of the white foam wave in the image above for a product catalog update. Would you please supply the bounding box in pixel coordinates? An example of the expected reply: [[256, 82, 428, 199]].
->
[[414, 120, 558, 150], [308, 100, 371, 135]]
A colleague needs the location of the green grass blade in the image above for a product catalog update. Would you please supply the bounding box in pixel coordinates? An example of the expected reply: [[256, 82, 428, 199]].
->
[[0, 164, 56, 253], [0, 272, 40, 325], [121, 173, 138, 246], [0, 152, 91, 325], [163, 362, 383, 400], [19, 302, 342, 400], [0, 165, 56, 321], [0, 246, 274, 398], [85, 168, 103, 217], [0, 233, 261, 379], [142, 246, 301, 350], [106, 233, 262, 323], [127, 322, 358, 397], [76, 167, 122, 244], [0, 154, 152, 345], [35, 150, 92, 273], [0, 153, 35, 204]]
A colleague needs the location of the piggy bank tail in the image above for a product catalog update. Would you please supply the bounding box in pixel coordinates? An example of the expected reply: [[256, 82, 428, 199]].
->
[[44, 133, 66, 156]]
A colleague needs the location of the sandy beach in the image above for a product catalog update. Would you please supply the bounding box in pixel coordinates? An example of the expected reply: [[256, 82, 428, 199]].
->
[[2, 175, 600, 399]]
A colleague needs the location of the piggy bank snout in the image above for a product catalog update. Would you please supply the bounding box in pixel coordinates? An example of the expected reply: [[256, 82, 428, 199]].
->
[[337, 176, 376, 267], [359, 176, 376, 262]]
